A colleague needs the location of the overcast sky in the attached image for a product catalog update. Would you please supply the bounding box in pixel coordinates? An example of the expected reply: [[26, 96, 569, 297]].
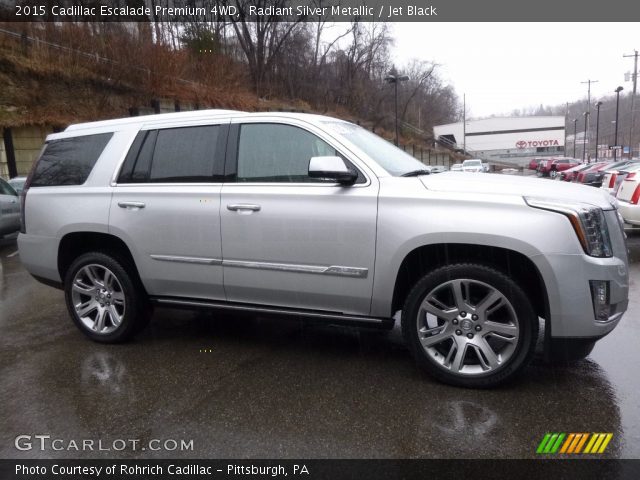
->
[[391, 23, 639, 119]]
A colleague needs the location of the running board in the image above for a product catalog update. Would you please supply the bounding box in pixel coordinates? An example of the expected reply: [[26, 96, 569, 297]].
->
[[151, 297, 391, 328]]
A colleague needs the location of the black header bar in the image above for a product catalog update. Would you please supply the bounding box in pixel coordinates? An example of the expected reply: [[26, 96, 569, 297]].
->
[[1, 0, 639, 22]]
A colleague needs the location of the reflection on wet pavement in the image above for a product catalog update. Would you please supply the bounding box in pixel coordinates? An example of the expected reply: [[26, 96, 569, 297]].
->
[[0, 231, 638, 459]]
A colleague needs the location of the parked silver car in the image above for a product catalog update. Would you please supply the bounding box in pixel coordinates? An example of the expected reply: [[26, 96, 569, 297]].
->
[[18, 110, 629, 388], [0, 177, 20, 237], [8, 175, 27, 195]]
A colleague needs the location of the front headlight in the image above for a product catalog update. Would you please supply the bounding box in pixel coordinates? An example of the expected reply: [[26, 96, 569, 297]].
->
[[524, 197, 613, 257]]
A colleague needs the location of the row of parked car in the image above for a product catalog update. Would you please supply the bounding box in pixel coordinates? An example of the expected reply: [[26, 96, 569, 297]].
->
[[529, 156, 640, 226], [450, 159, 490, 172]]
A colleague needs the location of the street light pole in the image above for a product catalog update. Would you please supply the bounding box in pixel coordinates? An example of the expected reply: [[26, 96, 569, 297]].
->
[[581, 79, 598, 159], [573, 118, 578, 158], [614, 86, 624, 161], [624, 50, 638, 158], [595, 101, 603, 161], [384, 73, 410, 146]]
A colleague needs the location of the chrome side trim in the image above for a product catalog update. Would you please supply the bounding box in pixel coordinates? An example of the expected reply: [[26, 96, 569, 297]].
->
[[223, 259, 368, 278], [152, 297, 387, 326], [150, 256, 367, 277], [150, 255, 222, 266]]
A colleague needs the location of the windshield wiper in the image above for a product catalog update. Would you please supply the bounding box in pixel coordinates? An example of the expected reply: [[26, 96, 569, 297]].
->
[[401, 169, 431, 177]]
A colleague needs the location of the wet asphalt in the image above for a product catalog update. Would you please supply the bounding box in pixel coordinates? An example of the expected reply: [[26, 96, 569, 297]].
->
[[0, 230, 639, 460]]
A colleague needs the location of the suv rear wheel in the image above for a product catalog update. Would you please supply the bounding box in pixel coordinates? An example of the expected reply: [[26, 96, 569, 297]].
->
[[64, 252, 150, 343], [402, 263, 538, 388]]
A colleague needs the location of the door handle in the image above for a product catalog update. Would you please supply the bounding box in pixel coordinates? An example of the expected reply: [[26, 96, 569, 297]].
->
[[118, 201, 146, 209], [227, 204, 261, 212]]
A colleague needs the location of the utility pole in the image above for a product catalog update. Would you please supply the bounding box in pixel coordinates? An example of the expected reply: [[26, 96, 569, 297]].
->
[[624, 50, 638, 158], [573, 118, 578, 158], [581, 79, 599, 159], [463, 93, 466, 155], [564, 102, 569, 157]]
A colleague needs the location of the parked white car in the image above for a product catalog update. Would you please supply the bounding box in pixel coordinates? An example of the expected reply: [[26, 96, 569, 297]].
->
[[462, 159, 487, 173], [450, 163, 463, 172], [616, 166, 640, 225], [601, 161, 640, 196]]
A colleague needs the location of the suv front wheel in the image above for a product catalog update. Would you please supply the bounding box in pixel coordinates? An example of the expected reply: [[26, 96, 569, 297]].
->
[[64, 252, 150, 343], [402, 263, 538, 388]]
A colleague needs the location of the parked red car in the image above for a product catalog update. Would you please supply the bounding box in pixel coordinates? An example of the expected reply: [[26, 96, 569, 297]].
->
[[559, 163, 591, 182], [574, 162, 610, 187], [528, 158, 540, 170], [537, 158, 581, 177]]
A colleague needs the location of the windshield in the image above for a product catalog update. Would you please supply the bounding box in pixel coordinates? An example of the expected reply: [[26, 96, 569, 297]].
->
[[322, 121, 428, 176], [463, 160, 481, 166]]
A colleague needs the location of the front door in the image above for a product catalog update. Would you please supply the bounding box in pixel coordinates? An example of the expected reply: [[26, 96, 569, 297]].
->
[[220, 120, 378, 315]]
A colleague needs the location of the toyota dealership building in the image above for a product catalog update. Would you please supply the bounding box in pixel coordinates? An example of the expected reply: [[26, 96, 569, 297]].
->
[[433, 116, 566, 167]]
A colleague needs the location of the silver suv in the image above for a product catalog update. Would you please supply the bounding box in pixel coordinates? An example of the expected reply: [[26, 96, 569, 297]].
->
[[18, 110, 629, 387]]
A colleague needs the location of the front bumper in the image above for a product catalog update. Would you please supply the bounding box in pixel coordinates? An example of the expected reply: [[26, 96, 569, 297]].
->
[[532, 252, 628, 339]]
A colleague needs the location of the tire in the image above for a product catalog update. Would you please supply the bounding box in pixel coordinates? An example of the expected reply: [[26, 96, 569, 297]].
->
[[64, 251, 150, 343], [401, 263, 538, 388]]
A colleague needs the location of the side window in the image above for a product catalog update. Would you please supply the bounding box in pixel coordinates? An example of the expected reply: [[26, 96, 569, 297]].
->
[[118, 125, 220, 183], [0, 178, 17, 196], [236, 123, 363, 183], [30, 133, 113, 187]]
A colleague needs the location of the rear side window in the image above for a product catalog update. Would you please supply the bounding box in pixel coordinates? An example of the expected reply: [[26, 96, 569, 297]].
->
[[118, 125, 221, 183], [30, 133, 112, 187]]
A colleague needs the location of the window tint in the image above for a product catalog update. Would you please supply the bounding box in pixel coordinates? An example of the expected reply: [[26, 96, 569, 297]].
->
[[118, 126, 220, 183], [236, 124, 360, 183], [0, 178, 17, 196], [150, 126, 218, 182], [30, 133, 112, 187]]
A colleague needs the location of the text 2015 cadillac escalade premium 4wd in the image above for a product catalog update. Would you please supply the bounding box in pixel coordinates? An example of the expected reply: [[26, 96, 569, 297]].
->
[[18, 110, 629, 387]]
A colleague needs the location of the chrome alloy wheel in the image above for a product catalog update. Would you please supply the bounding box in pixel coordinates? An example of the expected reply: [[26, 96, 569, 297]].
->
[[70, 264, 126, 334], [416, 279, 520, 376]]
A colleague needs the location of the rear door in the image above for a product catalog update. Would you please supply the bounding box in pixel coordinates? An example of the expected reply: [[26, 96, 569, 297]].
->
[[219, 118, 379, 315], [110, 121, 228, 300]]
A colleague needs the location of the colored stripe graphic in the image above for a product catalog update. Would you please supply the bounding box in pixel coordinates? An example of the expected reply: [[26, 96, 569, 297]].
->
[[559, 433, 575, 454], [537, 433, 552, 454], [574, 433, 589, 453], [598, 434, 613, 453], [537, 433, 612, 454]]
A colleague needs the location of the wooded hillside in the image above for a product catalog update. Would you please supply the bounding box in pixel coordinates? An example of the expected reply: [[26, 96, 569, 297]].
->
[[0, 19, 460, 143]]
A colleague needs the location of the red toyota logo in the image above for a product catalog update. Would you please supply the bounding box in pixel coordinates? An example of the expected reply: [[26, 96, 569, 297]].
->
[[516, 141, 527, 149]]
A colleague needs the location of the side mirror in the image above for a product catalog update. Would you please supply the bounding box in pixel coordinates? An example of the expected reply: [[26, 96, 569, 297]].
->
[[308, 156, 358, 185]]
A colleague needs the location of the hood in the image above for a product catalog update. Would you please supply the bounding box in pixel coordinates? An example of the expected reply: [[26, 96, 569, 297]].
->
[[420, 172, 615, 210]]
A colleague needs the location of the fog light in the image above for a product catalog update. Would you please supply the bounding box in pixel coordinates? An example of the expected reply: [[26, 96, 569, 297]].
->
[[589, 280, 611, 322]]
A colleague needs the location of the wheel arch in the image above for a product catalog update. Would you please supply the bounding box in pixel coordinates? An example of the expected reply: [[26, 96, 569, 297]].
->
[[57, 231, 144, 293], [390, 243, 550, 324]]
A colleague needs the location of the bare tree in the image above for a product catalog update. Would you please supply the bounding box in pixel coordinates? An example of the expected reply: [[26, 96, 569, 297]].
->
[[228, 0, 304, 96]]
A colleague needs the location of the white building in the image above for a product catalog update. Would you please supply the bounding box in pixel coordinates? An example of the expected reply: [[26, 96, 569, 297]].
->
[[433, 116, 566, 167]]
